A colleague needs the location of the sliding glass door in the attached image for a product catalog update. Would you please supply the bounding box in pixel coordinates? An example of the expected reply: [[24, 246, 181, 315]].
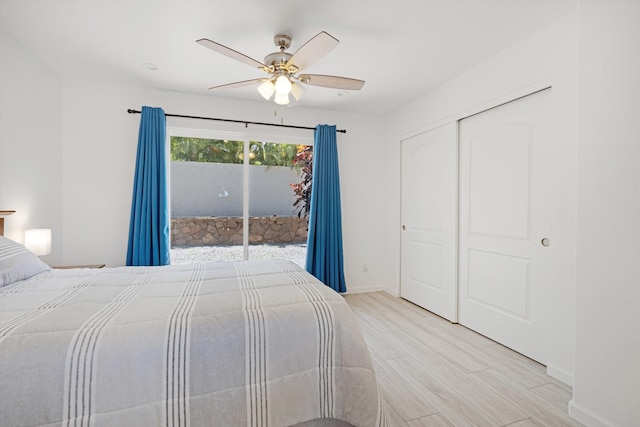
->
[[169, 135, 246, 263], [248, 141, 310, 267], [168, 129, 312, 266]]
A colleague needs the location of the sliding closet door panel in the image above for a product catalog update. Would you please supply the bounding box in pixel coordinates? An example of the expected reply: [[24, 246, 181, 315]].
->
[[467, 124, 531, 239], [459, 89, 552, 364], [401, 122, 457, 322]]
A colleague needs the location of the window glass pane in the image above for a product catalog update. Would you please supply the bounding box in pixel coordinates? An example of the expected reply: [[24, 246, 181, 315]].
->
[[248, 142, 311, 267], [170, 137, 245, 263]]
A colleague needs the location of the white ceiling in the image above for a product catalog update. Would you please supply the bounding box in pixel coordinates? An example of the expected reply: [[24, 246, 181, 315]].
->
[[0, 0, 576, 115]]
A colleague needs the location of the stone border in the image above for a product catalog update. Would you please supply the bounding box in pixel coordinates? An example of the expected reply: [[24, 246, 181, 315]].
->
[[171, 216, 308, 247]]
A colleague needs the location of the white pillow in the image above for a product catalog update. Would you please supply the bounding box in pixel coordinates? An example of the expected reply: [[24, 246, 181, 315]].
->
[[0, 236, 51, 287]]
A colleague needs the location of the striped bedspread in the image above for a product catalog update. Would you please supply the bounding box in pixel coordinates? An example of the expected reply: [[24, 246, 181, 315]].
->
[[0, 260, 387, 426]]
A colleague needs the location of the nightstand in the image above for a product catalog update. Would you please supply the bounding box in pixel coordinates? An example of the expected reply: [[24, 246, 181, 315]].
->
[[0, 210, 15, 236], [53, 264, 106, 269]]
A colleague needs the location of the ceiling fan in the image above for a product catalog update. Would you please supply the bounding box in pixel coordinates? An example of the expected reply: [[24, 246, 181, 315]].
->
[[196, 31, 365, 105]]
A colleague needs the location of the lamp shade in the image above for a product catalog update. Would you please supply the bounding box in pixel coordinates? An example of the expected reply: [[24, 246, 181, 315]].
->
[[274, 91, 290, 105], [274, 75, 292, 94], [25, 228, 51, 256], [290, 82, 305, 101], [257, 80, 275, 100]]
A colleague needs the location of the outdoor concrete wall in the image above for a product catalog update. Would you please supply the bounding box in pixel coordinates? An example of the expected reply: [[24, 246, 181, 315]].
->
[[170, 161, 303, 217]]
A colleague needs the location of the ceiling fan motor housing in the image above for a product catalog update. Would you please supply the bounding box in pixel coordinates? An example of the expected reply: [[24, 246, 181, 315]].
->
[[265, 35, 296, 73], [264, 51, 293, 69]]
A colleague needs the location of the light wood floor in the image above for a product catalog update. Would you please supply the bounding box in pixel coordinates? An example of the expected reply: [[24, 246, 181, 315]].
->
[[343, 292, 583, 427]]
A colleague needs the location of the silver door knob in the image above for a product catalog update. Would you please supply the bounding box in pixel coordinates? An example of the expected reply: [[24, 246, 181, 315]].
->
[[541, 238, 550, 247]]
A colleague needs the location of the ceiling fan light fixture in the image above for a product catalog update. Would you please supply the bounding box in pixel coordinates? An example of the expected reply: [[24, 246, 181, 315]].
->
[[274, 91, 290, 105], [274, 75, 292, 95], [257, 80, 275, 100], [290, 82, 305, 101], [198, 31, 365, 106]]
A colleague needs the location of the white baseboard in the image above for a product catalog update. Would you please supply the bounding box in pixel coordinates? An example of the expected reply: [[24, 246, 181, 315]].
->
[[343, 285, 386, 294], [546, 363, 574, 387], [343, 285, 399, 296], [569, 399, 620, 427], [382, 287, 400, 297]]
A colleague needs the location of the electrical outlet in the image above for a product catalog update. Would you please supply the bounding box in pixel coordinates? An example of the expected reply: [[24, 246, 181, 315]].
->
[[362, 263, 368, 273]]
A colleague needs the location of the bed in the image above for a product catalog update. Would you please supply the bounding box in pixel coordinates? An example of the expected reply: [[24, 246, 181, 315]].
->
[[0, 236, 387, 426]]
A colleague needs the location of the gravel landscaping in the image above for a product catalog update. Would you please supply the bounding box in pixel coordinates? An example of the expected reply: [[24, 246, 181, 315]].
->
[[170, 243, 307, 268]]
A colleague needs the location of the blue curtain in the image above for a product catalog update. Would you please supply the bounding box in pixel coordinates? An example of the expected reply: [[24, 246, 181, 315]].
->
[[126, 106, 170, 266], [305, 125, 346, 293]]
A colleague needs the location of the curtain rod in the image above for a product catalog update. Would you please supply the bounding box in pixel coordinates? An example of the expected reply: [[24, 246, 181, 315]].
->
[[126, 109, 347, 134]]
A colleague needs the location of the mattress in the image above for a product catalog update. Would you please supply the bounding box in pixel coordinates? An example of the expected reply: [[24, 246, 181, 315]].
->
[[0, 260, 387, 426]]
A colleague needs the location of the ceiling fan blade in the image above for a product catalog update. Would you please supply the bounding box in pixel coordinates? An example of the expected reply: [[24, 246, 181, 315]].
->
[[298, 74, 365, 90], [209, 79, 265, 90], [197, 38, 267, 71], [285, 31, 339, 72]]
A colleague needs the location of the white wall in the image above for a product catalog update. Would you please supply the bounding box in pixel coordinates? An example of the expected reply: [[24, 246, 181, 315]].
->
[[60, 79, 391, 293], [0, 27, 63, 266], [386, 11, 579, 386], [570, 1, 640, 426]]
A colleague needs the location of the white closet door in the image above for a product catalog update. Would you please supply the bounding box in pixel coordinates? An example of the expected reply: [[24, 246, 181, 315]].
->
[[459, 89, 552, 364], [401, 123, 457, 321]]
